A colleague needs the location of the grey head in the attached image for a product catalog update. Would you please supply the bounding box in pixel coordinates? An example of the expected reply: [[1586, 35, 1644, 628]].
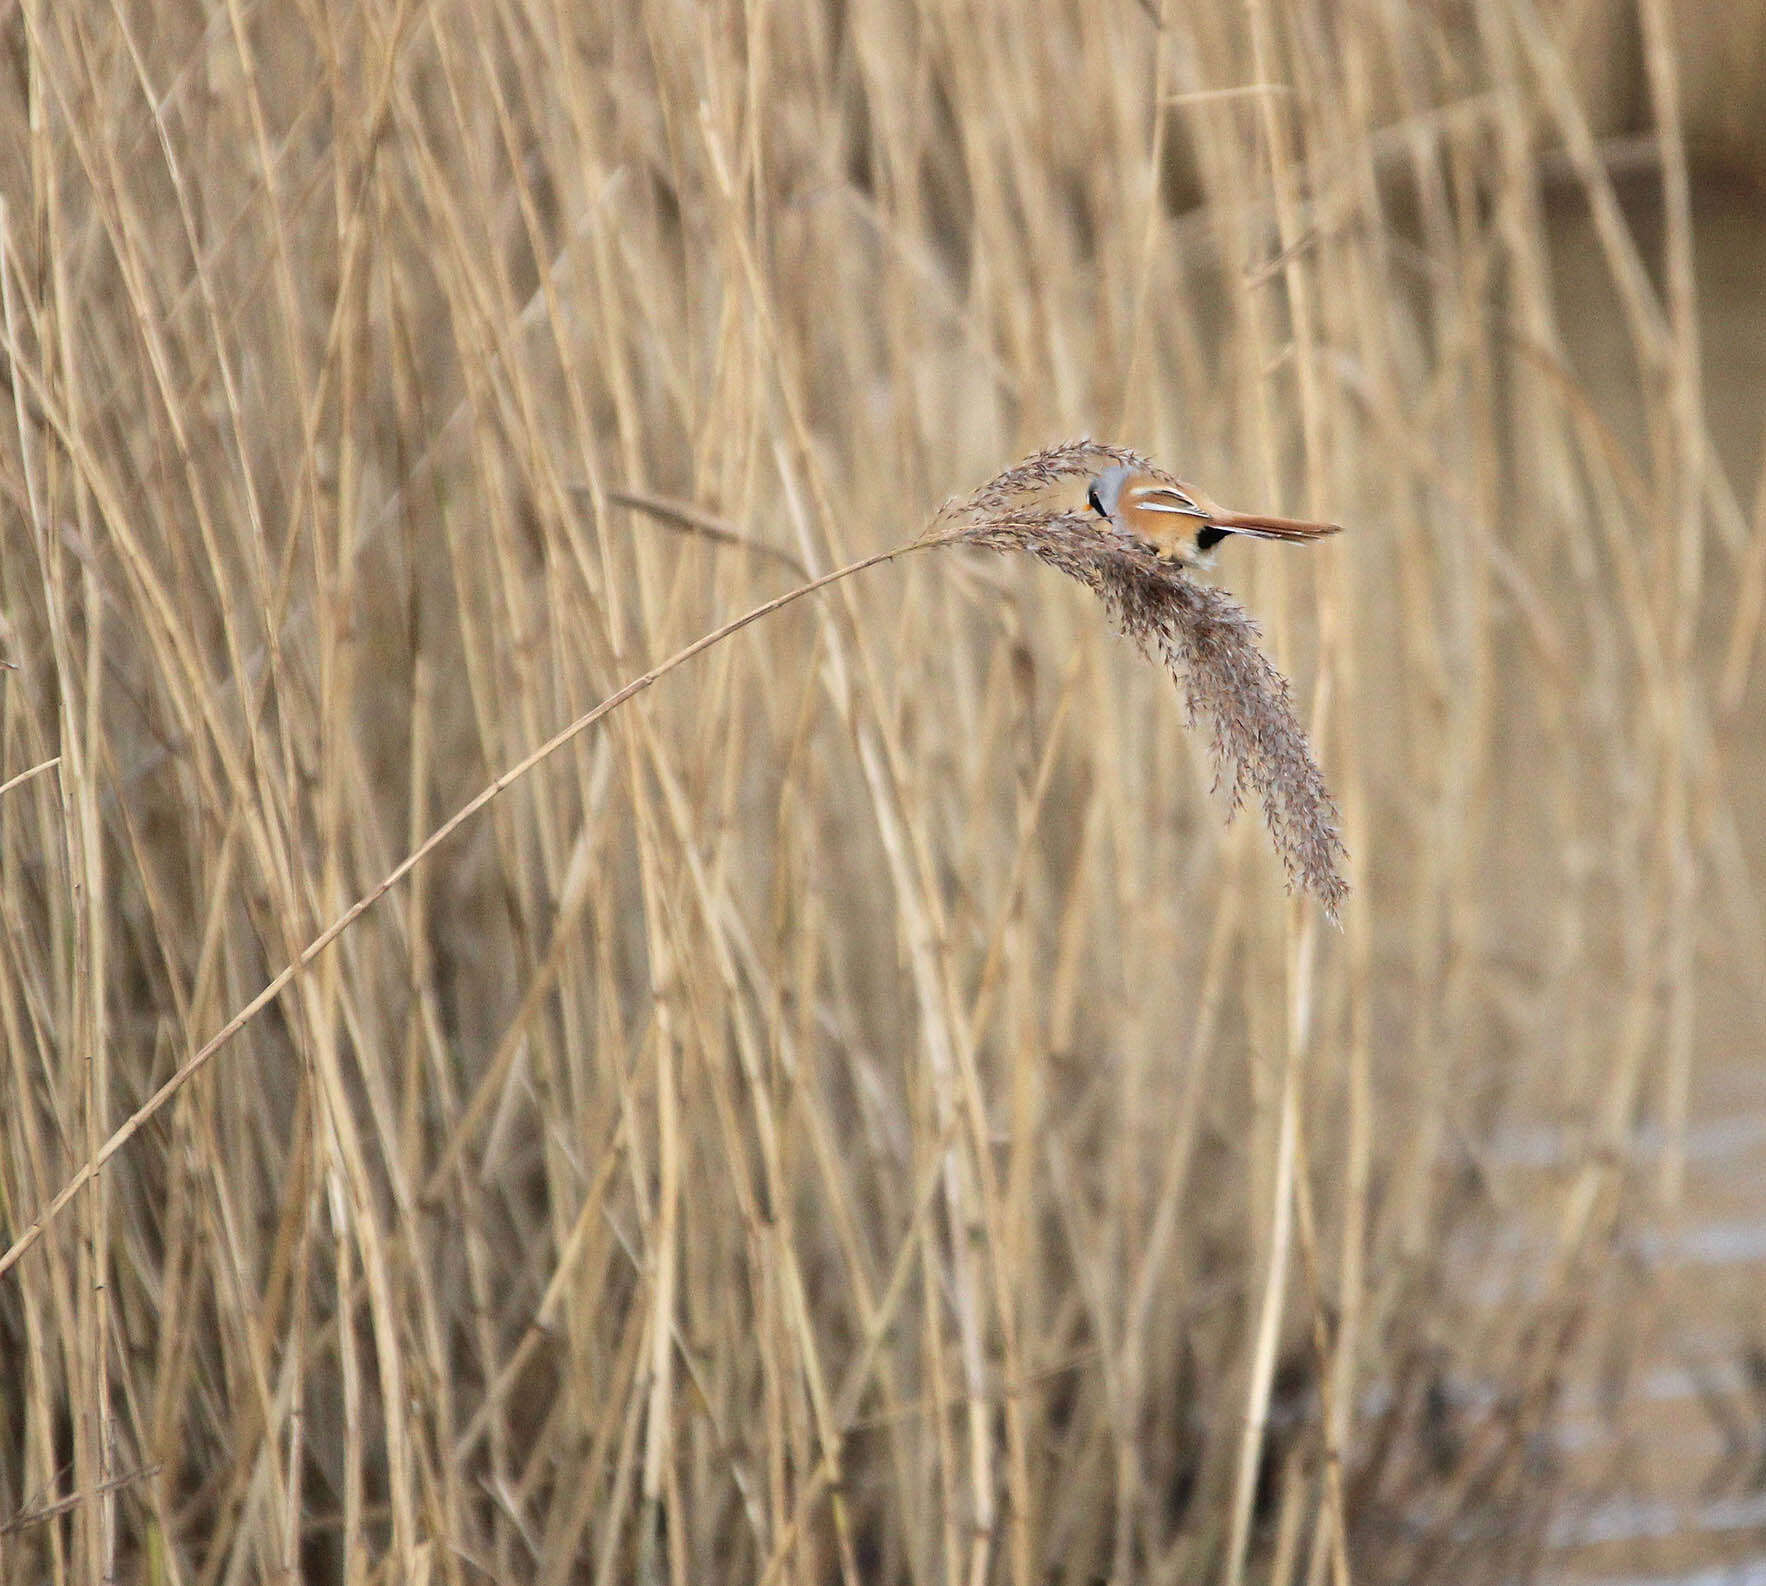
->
[[1087, 463, 1133, 521]]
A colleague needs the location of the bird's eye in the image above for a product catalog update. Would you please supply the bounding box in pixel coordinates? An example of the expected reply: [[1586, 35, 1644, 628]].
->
[[1087, 487, 1103, 516]]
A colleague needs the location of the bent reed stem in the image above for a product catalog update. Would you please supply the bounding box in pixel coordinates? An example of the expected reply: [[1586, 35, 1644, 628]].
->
[[4, 437, 1348, 1279], [0, 534, 942, 1281]]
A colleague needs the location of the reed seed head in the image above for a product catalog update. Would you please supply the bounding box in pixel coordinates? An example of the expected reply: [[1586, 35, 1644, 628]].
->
[[937, 441, 1349, 918]]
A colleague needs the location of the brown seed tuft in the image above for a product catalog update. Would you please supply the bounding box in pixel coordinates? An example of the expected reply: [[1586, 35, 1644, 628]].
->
[[938, 441, 1349, 918]]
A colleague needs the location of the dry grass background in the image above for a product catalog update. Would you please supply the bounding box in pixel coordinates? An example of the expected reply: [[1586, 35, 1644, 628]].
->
[[3, 0, 1765, 1582]]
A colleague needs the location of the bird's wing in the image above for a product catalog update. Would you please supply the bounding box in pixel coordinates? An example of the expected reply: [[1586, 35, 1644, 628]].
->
[[1124, 481, 1210, 519]]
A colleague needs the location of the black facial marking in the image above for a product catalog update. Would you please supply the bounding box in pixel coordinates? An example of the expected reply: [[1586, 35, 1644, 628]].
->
[[1196, 526, 1228, 551], [1088, 486, 1105, 517]]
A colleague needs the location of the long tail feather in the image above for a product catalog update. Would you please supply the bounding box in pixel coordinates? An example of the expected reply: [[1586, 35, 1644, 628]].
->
[[1213, 511, 1342, 542]]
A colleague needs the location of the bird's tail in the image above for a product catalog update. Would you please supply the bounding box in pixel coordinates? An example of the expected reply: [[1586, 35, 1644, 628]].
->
[[1211, 511, 1342, 542]]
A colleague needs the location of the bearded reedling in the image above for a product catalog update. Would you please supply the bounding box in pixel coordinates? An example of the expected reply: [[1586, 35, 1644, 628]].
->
[[1086, 464, 1341, 566]]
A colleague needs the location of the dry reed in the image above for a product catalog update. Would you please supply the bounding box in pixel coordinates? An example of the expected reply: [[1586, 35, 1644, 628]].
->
[[2, 3, 1762, 1585]]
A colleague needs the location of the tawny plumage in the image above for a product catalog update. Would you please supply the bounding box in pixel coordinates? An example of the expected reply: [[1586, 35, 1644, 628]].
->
[[1087, 464, 1341, 565]]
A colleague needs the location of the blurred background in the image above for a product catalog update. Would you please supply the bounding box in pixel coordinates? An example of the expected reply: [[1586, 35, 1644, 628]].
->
[[2, 1, 1764, 1582]]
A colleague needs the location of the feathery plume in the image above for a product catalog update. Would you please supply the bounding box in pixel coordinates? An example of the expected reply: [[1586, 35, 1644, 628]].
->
[[935, 441, 1348, 918]]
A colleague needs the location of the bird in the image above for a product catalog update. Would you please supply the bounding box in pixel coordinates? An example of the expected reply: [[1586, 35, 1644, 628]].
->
[[1086, 464, 1341, 566]]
